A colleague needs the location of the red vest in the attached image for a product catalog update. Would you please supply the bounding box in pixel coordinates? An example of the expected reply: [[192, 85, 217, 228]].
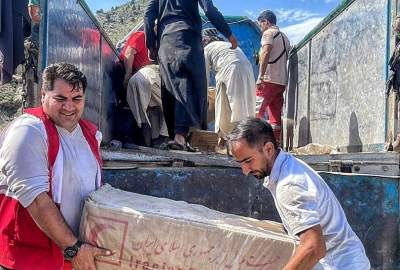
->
[[119, 31, 151, 72], [0, 107, 102, 270]]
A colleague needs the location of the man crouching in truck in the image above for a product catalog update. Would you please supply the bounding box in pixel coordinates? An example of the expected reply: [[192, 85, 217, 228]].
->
[[0, 63, 112, 270], [228, 118, 370, 270]]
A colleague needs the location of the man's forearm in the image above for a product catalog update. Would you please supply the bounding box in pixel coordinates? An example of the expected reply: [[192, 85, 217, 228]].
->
[[259, 51, 270, 79], [27, 192, 77, 250], [124, 48, 135, 78], [283, 226, 326, 270], [283, 244, 322, 270]]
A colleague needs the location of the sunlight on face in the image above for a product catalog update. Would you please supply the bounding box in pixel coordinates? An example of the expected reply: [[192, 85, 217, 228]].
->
[[231, 139, 273, 180], [41, 79, 85, 132]]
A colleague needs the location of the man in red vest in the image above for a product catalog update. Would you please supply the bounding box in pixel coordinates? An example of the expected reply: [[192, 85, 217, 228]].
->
[[0, 63, 112, 270], [119, 31, 151, 89]]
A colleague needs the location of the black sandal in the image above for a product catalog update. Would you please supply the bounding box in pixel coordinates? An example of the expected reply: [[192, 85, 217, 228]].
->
[[167, 140, 198, 152]]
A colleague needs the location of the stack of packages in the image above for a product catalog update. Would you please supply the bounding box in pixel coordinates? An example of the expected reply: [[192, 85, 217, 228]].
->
[[80, 185, 297, 270]]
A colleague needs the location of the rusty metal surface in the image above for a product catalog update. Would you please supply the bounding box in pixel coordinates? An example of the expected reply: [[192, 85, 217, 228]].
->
[[104, 168, 400, 269], [322, 172, 400, 269]]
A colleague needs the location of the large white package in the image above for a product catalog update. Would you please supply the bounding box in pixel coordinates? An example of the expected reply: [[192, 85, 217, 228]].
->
[[80, 185, 297, 270]]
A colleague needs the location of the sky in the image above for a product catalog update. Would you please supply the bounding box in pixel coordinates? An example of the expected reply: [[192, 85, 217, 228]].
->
[[85, 0, 342, 44]]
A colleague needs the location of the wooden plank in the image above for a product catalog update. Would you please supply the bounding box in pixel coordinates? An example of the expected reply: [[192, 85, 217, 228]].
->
[[102, 146, 240, 168]]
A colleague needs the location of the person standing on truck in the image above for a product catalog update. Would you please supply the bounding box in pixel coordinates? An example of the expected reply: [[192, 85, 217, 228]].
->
[[144, 0, 238, 151], [256, 10, 290, 145], [202, 28, 256, 152], [0, 0, 31, 85], [388, 16, 400, 152], [28, 0, 41, 45], [24, 0, 41, 107], [119, 31, 168, 147], [228, 118, 371, 270], [0, 63, 112, 270]]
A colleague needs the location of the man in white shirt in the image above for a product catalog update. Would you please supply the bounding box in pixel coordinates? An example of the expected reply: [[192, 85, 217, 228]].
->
[[0, 63, 112, 270], [228, 118, 370, 270], [256, 10, 290, 145], [202, 28, 256, 150]]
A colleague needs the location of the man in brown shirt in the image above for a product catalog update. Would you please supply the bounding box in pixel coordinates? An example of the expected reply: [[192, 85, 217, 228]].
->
[[256, 10, 290, 144]]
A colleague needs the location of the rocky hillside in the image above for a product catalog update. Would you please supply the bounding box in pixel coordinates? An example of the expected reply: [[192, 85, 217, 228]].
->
[[95, 0, 149, 46], [0, 73, 24, 130], [0, 84, 23, 130]]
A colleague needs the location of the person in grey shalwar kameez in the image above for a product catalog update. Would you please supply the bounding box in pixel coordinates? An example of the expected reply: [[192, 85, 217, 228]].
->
[[144, 0, 237, 151]]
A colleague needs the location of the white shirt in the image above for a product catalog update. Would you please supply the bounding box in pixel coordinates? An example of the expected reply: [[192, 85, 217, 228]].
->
[[264, 151, 370, 269], [0, 115, 102, 235]]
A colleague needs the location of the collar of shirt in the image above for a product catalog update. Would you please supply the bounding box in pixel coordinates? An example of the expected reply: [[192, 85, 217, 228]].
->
[[268, 25, 279, 31], [263, 149, 286, 188], [56, 124, 81, 137]]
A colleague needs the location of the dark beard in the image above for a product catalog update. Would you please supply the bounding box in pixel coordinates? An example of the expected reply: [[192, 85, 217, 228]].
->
[[250, 161, 271, 179], [250, 169, 268, 179]]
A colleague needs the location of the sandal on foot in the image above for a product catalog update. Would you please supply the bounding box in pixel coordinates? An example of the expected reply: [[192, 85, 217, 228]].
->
[[167, 141, 198, 152]]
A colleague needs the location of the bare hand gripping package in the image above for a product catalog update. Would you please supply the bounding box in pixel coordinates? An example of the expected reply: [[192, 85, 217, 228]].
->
[[80, 185, 297, 270]]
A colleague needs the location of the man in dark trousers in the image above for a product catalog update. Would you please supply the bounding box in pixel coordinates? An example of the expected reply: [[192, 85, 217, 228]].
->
[[144, 0, 237, 151], [0, 0, 31, 85]]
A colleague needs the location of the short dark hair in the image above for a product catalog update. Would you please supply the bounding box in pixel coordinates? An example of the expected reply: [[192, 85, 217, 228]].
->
[[257, 10, 277, 25], [202, 28, 224, 46], [42, 62, 87, 92], [228, 118, 278, 150]]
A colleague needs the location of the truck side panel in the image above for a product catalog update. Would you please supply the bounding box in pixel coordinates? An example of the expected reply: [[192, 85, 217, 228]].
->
[[291, 0, 388, 151], [44, 0, 119, 142], [104, 168, 400, 269]]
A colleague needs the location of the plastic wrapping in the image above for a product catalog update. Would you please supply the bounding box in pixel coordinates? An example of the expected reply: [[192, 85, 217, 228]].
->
[[80, 185, 297, 270]]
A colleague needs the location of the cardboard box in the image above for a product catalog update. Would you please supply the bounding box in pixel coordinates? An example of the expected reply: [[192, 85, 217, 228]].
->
[[207, 87, 216, 124], [80, 185, 297, 270], [189, 130, 218, 152]]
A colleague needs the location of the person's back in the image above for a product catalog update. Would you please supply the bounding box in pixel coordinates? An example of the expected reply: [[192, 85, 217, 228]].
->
[[265, 151, 370, 269], [204, 41, 252, 74], [203, 38, 255, 144], [145, 0, 234, 54], [119, 31, 151, 79], [157, 0, 202, 34]]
